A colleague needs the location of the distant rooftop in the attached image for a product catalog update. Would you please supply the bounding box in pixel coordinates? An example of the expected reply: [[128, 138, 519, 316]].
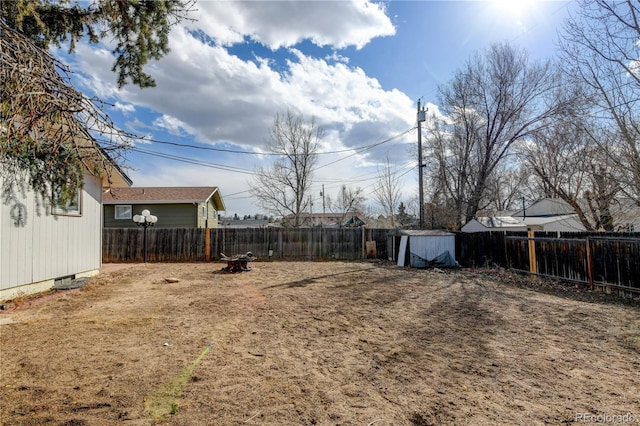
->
[[475, 216, 525, 228], [103, 186, 220, 204]]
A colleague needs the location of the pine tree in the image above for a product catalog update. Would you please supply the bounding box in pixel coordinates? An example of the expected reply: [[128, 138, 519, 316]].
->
[[396, 202, 410, 227], [1, 0, 194, 88], [1, 1, 193, 209]]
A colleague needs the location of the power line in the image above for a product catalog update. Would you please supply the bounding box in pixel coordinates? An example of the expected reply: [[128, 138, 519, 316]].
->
[[97, 126, 416, 180], [316, 127, 415, 170], [128, 146, 259, 176], [127, 127, 415, 157]]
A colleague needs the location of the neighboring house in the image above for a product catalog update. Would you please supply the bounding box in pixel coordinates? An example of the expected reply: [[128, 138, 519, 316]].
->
[[0, 149, 132, 301], [608, 198, 640, 232], [102, 186, 225, 229], [512, 198, 577, 219], [512, 198, 586, 232], [519, 214, 586, 232], [464, 198, 586, 233], [284, 212, 366, 227], [461, 216, 527, 233]]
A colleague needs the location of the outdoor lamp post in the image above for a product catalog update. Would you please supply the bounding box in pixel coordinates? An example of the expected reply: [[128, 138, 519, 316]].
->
[[132, 209, 158, 263]]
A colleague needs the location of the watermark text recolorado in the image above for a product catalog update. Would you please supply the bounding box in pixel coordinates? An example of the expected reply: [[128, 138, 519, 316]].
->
[[575, 413, 637, 424]]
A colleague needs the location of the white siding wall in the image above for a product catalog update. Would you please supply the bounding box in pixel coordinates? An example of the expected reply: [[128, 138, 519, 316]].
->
[[543, 217, 586, 233], [461, 220, 488, 233], [1, 174, 102, 300], [462, 219, 528, 233]]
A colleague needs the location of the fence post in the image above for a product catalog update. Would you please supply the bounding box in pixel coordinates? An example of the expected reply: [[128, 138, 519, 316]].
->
[[585, 236, 594, 290], [205, 228, 211, 261], [503, 231, 509, 269], [528, 230, 537, 275]]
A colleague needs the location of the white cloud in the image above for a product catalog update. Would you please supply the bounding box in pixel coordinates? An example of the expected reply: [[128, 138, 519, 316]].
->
[[325, 51, 350, 64], [71, 24, 414, 150], [114, 102, 135, 113], [152, 114, 196, 137], [191, 0, 395, 49], [58, 0, 417, 215]]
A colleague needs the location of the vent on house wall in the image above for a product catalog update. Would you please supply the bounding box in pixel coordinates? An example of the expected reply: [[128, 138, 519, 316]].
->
[[54, 275, 75, 287]]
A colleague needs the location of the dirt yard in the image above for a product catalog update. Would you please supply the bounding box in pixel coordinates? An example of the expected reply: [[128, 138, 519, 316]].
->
[[1, 261, 639, 425]]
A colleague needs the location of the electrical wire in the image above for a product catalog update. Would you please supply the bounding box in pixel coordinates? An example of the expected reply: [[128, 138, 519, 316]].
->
[[124, 127, 415, 157]]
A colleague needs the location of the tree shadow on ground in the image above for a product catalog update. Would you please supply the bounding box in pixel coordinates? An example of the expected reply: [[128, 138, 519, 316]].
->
[[262, 269, 366, 289]]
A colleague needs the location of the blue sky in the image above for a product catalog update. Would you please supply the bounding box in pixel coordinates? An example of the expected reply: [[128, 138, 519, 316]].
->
[[58, 0, 575, 218]]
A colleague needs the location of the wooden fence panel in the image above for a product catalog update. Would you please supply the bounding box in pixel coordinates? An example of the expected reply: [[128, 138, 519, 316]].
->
[[102, 228, 142, 262], [456, 231, 511, 267], [459, 231, 639, 293], [589, 236, 640, 291], [505, 236, 529, 272], [149, 228, 206, 262], [533, 237, 588, 283], [103, 228, 206, 262], [104, 227, 389, 262], [213, 228, 271, 259]]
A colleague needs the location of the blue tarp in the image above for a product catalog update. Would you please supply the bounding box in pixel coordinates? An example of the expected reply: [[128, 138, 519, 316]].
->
[[410, 250, 459, 268]]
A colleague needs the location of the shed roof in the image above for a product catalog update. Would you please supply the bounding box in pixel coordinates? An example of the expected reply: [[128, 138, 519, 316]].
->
[[103, 186, 225, 210], [512, 198, 576, 217], [396, 230, 454, 236], [521, 214, 582, 226], [475, 216, 526, 228]]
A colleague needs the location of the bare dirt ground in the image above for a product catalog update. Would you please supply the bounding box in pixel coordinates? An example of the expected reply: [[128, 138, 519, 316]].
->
[[1, 261, 639, 426]]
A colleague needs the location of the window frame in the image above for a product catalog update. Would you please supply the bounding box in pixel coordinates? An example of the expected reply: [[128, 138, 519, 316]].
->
[[114, 205, 133, 220], [52, 187, 82, 216]]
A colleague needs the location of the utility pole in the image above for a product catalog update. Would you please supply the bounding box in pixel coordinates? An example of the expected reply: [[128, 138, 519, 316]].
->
[[417, 99, 427, 229]]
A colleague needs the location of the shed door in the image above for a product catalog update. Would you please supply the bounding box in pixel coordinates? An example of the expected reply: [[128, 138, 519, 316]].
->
[[397, 235, 408, 266]]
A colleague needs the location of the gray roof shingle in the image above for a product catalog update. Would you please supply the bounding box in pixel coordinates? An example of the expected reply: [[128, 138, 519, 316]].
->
[[103, 187, 220, 204]]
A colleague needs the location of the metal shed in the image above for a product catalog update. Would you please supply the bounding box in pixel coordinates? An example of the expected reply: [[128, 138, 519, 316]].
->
[[388, 230, 457, 268]]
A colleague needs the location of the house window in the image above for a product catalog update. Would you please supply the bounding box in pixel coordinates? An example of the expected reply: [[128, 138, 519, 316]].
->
[[52, 187, 81, 216], [115, 205, 132, 220], [201, 205, 207, 219]]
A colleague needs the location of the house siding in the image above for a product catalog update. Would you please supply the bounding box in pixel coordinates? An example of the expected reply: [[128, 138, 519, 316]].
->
[[1, 174, 102, 300], [208, 200, 219, 228], [105, 201, 220, 229], [461, 220, 487, 233], [461, 219, 527, 233], [541, 217, 586, 233], [104, 203, 197, 228], [196, 201, 216, 228], [204, 199, 219, 228]]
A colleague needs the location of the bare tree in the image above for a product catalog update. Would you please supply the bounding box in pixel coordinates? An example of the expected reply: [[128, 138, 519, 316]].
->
[[423, 192, 455, 230], [326, 185, 366, 226], [251, 111, 322, 227], [372, 156, 403, 228], [425, 113, 478, 229], [427, 42, 574, 229], [521, 116, 621, 231], [560, 0, 640, 204], [484, 163, 531, 213]]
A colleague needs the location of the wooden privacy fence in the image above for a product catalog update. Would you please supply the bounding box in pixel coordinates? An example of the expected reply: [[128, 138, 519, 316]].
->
[[103, 227, 389, 263], [457, 231, 640, 294], [102, 228, 207, 262]]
